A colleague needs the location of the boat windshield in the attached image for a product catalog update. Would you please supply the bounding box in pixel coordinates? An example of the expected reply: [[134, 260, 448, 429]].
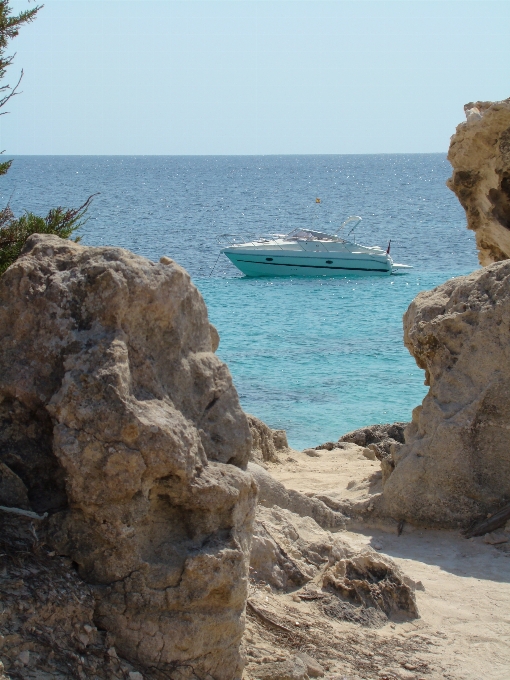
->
[[286, 228, 340, 241]]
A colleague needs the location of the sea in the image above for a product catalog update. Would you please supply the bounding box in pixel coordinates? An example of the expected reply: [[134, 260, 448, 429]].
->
[[1, 155, 479, 449]]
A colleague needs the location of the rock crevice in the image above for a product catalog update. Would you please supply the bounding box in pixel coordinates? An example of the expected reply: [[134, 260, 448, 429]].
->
[[447, 97, 510, 265]]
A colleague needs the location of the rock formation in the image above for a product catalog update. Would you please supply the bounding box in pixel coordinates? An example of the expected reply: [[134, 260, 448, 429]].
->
[[0, 234, 257, 679], [250, 505, 347, 590], [323, 552, 418, 620], [248, 463, 346, 531], [338, 423, 407, 458], [249, 505, 417, 623], [447, 97, 510, 265], [248, 414, 289, 465], [380, 260, 510, 527], [250, 657, 309, 680], [0, 509, 138, 679], [338, 423, 407, 481]]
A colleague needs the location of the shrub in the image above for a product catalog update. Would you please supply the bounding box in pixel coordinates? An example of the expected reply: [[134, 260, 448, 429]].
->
[[0, 195, 95, 275]]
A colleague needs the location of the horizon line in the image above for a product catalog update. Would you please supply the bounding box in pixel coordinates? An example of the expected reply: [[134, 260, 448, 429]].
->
[[5, 151, 448, 157]]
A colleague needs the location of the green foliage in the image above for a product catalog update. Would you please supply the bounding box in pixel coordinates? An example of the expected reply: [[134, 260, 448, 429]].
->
[[0, 1, 40, 70], [0, 2, 42, 171], [0, 195, 95, 275], [0, 158, 12, 175], [0, 3, 96, 276]]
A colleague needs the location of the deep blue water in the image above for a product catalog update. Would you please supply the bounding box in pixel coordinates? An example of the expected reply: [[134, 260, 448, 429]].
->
[[1, 155, 478, 448]]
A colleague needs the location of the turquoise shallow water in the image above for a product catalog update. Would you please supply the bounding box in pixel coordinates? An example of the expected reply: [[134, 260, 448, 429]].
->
[[1, 154, 478, 448], [200, 272, 465, 447]]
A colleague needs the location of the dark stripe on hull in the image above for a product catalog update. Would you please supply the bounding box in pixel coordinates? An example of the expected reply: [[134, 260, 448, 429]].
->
[[233, 258, 389, 273]]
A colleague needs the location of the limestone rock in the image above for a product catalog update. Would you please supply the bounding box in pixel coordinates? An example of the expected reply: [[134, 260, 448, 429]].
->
[[0, 234, 257, 679], [314, 441, 336, 451], [250, 504, 418, 625], [323, 550, 418, 620], [338, 423, 407, 463], [250, 505, 347, 590], [249, 462, 345, 530], [447, 97, 510, 265], [380, 261, 510, 527], [251, 656, 308, 680], [295, 652, 325, 678], [303, 448, 321, 458], [272, 428, 289, 451], [210, 322, 220, 352], [0, 462, 30, 509], [0, 509, 125, 679], [248, 414, 289, 464]]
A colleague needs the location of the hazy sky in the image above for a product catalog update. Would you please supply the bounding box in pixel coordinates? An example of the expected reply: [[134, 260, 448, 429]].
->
[[2, 0, 509, 155]]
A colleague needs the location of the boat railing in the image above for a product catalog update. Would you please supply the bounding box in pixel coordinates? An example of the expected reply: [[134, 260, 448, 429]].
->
[[218, 233, 288, 249], [336, 216, 362, 242], [219, 233, 361, 253]]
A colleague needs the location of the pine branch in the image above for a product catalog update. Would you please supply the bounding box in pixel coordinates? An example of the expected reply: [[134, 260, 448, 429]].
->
[[0, 194, 99, 276]]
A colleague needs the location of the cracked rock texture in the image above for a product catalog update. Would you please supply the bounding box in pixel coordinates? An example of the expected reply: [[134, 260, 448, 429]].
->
[[447, 97, 510, 265], [248, 414, 289, 465], [249, 505, 417, 624], [380, 261, 510, 527], [323, 551, 418, 620], [248, 463, 346, 531], [250, 505, 347, 590], [0, 234, 257, 679], [338, 423, 407, 460]]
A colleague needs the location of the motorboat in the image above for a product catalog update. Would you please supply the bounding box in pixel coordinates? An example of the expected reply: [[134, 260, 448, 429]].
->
[[219, 216, 412, 277]]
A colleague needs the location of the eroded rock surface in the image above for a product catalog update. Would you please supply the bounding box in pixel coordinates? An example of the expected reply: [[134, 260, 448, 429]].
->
[[323, 551, 418, 620], [249, 463, 346, 531], [338, 423, 406, 457], [338, 423, 407, 480], [447, 97, 510, 265], [380, 261, 510, 527], [0, 509, 138, 679], [248, 415, 289, 465], [250, 505, 347, 590], [0, 235, 257, 679], [249, 503, 417, 631], [251, 657, 308, 680]]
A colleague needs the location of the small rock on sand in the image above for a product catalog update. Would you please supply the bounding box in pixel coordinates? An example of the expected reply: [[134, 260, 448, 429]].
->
[[483, 532, 508, 545], [295, 651, 325, 677], [304, 449, 321, 458], [252, 657, 308, 680]]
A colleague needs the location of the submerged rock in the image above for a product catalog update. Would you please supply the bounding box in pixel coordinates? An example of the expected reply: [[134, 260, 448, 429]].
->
[[447, 97, 510, 265], [380, 261, 510, 527], [0, 234, 257, 678]]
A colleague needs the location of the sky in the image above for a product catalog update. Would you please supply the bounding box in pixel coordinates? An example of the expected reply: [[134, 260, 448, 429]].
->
[[1, 0, 509, 155]]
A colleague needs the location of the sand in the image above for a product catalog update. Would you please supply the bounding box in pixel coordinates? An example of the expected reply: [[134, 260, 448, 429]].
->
[[244, 445, 510, 680]]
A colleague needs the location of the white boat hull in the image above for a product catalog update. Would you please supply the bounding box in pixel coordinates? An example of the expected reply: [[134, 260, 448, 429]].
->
[[219, 222, 411, 277], [223, 250, 393, 277]]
